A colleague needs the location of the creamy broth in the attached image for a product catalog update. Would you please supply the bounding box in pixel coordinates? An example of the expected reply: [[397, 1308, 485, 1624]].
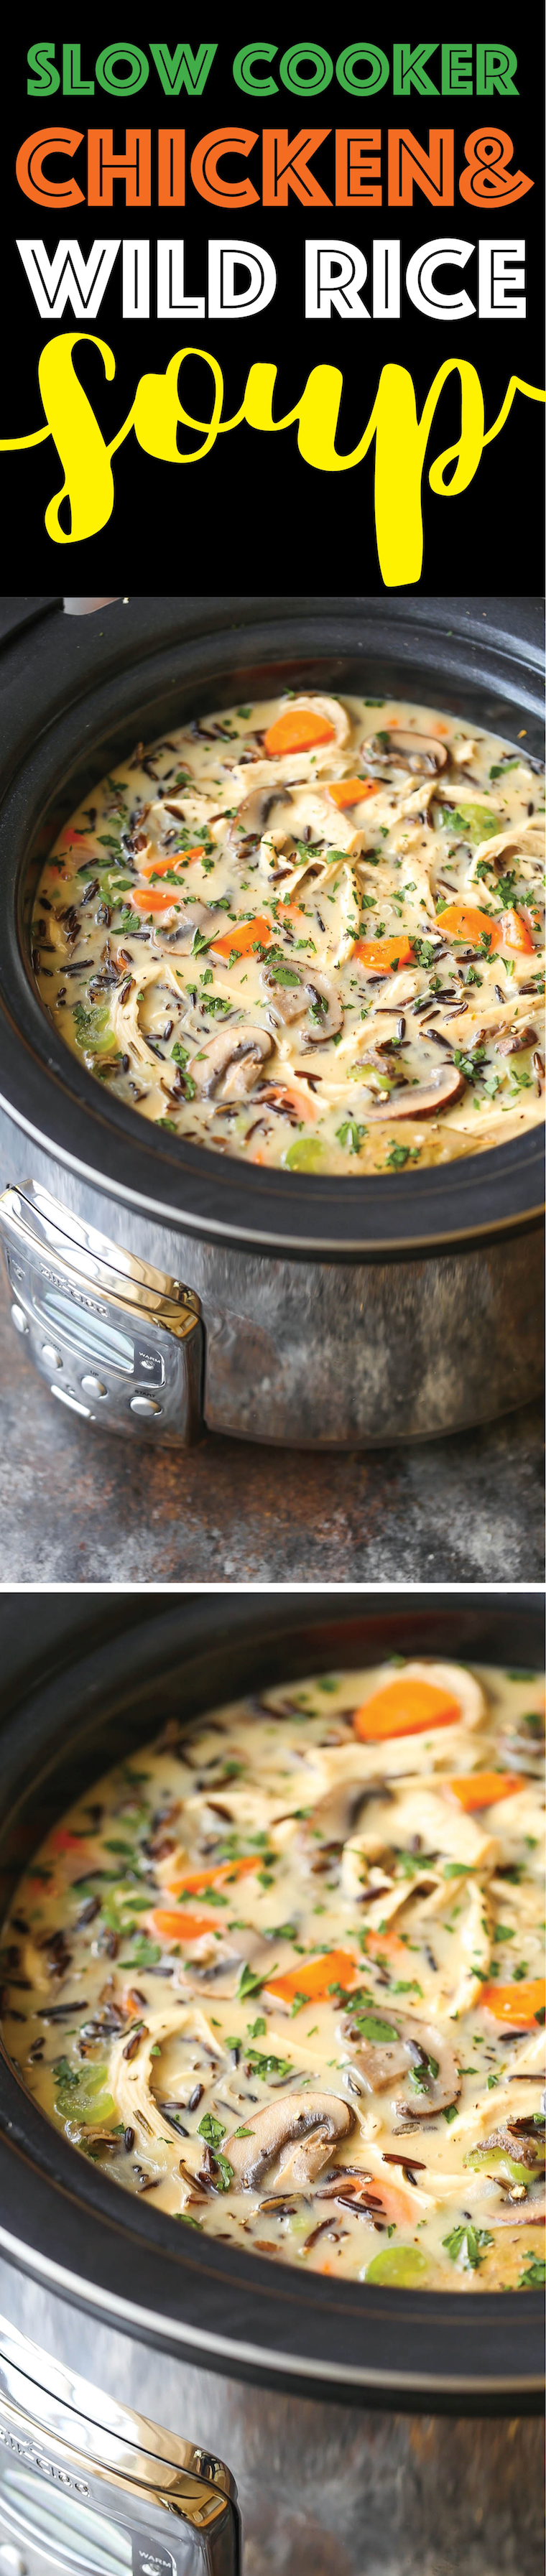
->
[[32, 693, 545, 1174], [2, 1660, 544, 2293]]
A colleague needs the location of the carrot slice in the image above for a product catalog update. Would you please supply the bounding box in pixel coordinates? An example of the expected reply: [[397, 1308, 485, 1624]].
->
[[210, 914, 272, 959], [353, 935, 415, 972], [165, 1855, 262, 1897], [264, 711, 336, 758], [363, 1927, 412, 1970], [265, 1948, 357, 2004], [132, 887, 181, 914], [480, 1979, 545, 2027], [328, 778, 379, 809], [435, 903, 497, 945], [149, 1910, 217, 1942], [361, 2177, 417, 2228], [313, 2172, 419, 2238], [438, 901, 535, 956], [262, 1082, 317, 1124], [50, 1828, 89, 1855], [445, 1772, 523, 1812], [353, 1679, 460, 1742], [139, 846, 204, 878], [353, 1678, 460, 1742], [496, 908, 535, 955]]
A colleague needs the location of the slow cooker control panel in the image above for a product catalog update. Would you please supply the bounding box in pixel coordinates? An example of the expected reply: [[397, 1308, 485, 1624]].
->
[[0, 1187, 203, 1443]]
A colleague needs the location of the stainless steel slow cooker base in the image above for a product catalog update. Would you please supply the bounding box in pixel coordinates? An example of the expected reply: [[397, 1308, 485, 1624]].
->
[[0, 1160, 542, 1449], [0, 599, 543, 1449], [1, 2272, 542, 2576]]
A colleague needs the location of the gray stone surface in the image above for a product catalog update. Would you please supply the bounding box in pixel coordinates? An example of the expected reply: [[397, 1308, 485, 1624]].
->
[[0, 1265, 542, 1585]]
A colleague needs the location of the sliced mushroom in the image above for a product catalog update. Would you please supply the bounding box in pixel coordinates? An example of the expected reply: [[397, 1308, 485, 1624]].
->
[[496, 1023, 537, 1056], [497, 1710, 545, 1777], [300, 1777, 391, 1866], [502, 2114, 546, 2139], [151, 902, 211, 954], [363, 1064, 465, 1120], [175, 1927, 294, 2001], [260, 965, 343, 1045], [342, 2017, 409, 2093], [469, 2125, 545, 2170], [188, 1026, 272, 1099], [302, 972, 344, 1046], [68, 2123, 122, 2154], [224, 2090, 353, 2193], [390, 730, 449, 773], [259, 968, 308, 1026], [485, 2201, 545, 2227], [174, 1937, 247, 1999], [366, 731, 448, 778], [342, 2008, 461, 2118], [228, 785, 295, 845], [398, 2025, 460, 2119]]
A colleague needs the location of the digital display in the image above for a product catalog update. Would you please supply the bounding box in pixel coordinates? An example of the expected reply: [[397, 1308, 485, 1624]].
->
[[37, 1289, 134, 1373]]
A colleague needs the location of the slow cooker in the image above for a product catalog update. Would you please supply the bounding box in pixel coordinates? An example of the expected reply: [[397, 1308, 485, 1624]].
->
[[0, 1591, 543, 2576], [0, 596, 543, 1449]]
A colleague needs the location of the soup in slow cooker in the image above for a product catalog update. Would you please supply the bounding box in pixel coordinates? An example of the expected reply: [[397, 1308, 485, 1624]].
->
[[31, 693, 545, 1174], [1, 1658, 544, 2292]]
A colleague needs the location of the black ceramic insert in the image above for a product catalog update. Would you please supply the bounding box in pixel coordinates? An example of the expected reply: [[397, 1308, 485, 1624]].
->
[[0, 597, 543, 1258], [0, 1590, 542, 2412]]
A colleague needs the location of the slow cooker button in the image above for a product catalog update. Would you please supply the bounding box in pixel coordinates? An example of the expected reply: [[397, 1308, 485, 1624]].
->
[[11, 1304, 29, 1334], [42, 1341, 63, 1368], [80, 1373, 108, 1398], [50, 1385, 92, 1418], [130, 1393, 163, 1416]]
